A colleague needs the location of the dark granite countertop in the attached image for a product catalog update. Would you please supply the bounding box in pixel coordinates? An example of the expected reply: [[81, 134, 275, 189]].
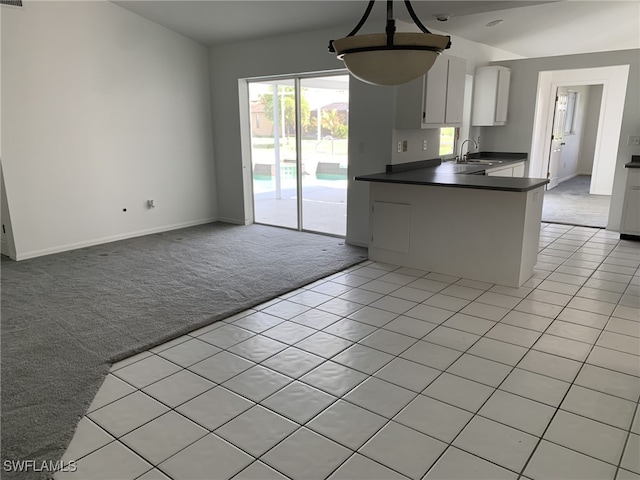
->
[[467, 152, 528, 161], [625, 155, 640, 168], [356, 155, 548, 192]]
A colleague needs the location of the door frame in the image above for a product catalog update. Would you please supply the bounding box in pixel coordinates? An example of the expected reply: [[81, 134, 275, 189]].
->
[[530, 65, 629, 198]]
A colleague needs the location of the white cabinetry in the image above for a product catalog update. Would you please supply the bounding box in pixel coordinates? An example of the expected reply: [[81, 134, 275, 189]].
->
[[621, 169, 640, 236], [512, 163, 526, 178], [366, 181, 545, 287], [486, 161, 525, 178], [395, 56, 466, 129], [472, 66, 511, 126]]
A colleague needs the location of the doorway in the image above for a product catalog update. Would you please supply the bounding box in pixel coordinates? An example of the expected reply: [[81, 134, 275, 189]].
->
[[530, 65, 629, 229], [246, 74, 350, 236], [542, 176, 611, 228], [541, 84, 610, 227]]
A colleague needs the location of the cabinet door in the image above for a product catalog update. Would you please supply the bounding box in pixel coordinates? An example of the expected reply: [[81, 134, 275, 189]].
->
[[622, 187, 640, 234], [423, 57, 448, 125], [472, 66, 511, 126], [495, 68, 511, 124], [445, 57, 466, 124], [487, 167, 513, 177], [512, 163, 525, 178]]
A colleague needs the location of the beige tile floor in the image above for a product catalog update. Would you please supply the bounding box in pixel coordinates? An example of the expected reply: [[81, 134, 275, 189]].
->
[[56, 224, 640, 480]]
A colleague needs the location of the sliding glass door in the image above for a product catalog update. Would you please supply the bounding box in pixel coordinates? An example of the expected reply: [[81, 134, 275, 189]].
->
[[247, 74, 349, 236], [300, 76, 349, 235], [248, 78, 298, 229]]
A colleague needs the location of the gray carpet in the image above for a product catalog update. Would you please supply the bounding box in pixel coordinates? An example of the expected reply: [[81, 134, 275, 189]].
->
[[542, 175, 611, 228], [0, 222, 367, 480]]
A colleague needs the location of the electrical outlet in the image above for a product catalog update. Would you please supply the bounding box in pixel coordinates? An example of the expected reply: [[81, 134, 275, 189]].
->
[[628, 135, 640, 146], [397, 141, 402, 153], [422, 140, 428, 151], [402, 140, 408, 152]]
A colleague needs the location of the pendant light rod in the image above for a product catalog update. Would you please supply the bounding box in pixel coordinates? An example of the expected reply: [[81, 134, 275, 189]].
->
[[403, 0, 431, 33], [345, 0, 375, 38], [329, 0, 452, 86], [385, 0, 395, 47], [329, 0, 442, 53]]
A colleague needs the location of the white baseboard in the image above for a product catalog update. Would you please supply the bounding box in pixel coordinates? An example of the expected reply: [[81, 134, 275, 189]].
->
[[346, 237, 369, 249], [217, 216, 248, 225], [558, 173, 579, 184], [0, 237, 14, 260], [14, 217, 219, 261]]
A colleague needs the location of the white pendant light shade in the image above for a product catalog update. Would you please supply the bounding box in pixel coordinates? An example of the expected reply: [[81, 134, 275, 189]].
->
[[333, 33, 450, 86], [329, 1, 451, 87]]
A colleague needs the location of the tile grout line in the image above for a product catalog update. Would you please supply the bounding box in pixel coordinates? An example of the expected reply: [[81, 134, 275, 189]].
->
[[613, 400, 640, 480], [67, 225, 639, 480], [516, 228, 639, 478]]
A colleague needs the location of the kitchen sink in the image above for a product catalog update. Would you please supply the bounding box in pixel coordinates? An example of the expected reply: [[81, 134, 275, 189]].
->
[[466, 159, 503, 165]]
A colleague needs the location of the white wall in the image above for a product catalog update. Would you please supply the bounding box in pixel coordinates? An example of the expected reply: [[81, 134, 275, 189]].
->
[[481, 50, 639, 230], [348, 82, 395, 246], [0, 6, 11, 258], [579, 85, 603, 175], [1, 1, 217, 259]]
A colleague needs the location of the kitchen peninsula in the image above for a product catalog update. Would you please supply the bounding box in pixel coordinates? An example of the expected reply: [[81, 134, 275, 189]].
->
[[355, 156, 549, 287]]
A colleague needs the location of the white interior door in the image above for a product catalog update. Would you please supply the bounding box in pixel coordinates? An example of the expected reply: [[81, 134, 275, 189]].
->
[[546, 87, 569, 190]]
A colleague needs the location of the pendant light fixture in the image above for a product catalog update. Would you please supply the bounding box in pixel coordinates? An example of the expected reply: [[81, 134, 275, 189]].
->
[[329, 0, 451, 86]]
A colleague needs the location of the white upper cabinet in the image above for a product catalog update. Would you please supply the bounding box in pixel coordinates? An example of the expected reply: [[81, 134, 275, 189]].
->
[[422, 57, 448, 126], [472, 66, 511, 126], [443, 57, 466, 125], [395, 55, 467, 129]]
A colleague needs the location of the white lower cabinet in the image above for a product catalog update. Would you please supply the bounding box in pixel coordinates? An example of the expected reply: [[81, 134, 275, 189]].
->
[[486, 161, 525, 178], [367, 182, 545, 287], [512, 163, 526, 178], [487, 167, 513, 177], [621, 169, 640, 236]]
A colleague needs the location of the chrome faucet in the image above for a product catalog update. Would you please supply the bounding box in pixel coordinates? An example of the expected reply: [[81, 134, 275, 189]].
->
[[457, 138, 478, 163]]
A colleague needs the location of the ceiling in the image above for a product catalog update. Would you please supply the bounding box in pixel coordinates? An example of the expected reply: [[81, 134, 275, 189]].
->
[[113, 0, 640, 58]]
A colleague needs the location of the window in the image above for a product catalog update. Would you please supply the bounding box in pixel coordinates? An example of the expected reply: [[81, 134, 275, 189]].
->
[[439, 127, 456, 156], [564, 91, 578, 135]]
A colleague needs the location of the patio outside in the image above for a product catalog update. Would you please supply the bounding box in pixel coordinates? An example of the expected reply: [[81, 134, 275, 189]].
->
[[252, 138, 348, 236]]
